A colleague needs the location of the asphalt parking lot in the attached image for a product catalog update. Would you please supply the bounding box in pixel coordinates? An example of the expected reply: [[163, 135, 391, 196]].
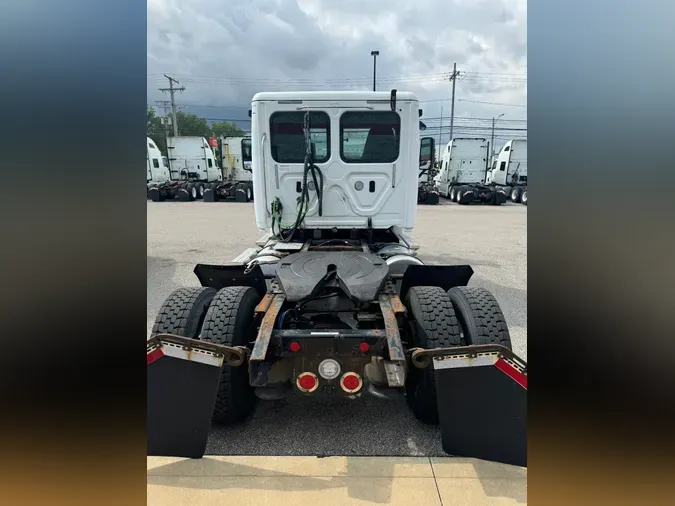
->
[[147, 200, 527, 457]]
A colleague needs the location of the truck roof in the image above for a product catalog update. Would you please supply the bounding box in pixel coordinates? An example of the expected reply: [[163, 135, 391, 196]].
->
[[252, 91, 418, 102]]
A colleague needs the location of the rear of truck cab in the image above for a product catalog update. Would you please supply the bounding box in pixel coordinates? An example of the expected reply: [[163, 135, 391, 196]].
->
[[250, 91, 420, 233]]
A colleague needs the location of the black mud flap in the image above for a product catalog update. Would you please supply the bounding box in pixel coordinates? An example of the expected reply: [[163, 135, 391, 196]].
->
[[147, 335, 226, 458], [399, 265, 473, 300], [194, 263, 267, 298], [415, 345, 527, 467]]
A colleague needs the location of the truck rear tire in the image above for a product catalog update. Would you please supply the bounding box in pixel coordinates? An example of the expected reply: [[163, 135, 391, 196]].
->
[[199, 286, 261, 424], [148, 187, 164, 202], [188, 183, 198, 201], [456, 187, 469, 205], [151, 287, 218, 338], [404, 286, 463, 424], [203, 183, 218, 202], [178, 184, 191, 202], [449, 187, 457, 201], [510, 186, 522, 203], [235, 186, 248, 203], [247, 185, 254, 202], [195, 182, 205, 200], [492, 189, 506, 206], [446, 287, 512, 350], [521, 189, 527, 205], [425, 192, 439, 205]]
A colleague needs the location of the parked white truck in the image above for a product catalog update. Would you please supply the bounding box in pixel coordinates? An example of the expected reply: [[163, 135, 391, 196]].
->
[[148, 136, 222, 202], [486, 139, 527, 204], [434, 138, 508, 205], [203, 136, 254, 202], [417, 136, 440, 205], [146, 137, 171, 196]]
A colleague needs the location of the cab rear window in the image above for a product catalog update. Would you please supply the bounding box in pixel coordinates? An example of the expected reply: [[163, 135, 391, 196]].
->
[[242, 139, 252, 162], [269, 112, 330, 163], [340, 111, 400, 163]]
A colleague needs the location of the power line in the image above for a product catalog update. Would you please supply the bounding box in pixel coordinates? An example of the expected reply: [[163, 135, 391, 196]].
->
[[457, 99, 526, 108], [148, 70, 526, 82], [427, 125, 527, 132], [422, 116, 526, 123]]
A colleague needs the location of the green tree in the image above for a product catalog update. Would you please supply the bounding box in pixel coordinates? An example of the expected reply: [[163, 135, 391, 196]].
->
[[175, 111, 212, 137], [211, 120, 245, 138], [147, 107, 167, 154]]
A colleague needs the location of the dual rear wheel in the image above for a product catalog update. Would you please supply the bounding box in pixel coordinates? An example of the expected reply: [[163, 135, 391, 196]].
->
[[404, 285, 512, 424], [151, 282, 511, 427], [151, 285, 261, 425]]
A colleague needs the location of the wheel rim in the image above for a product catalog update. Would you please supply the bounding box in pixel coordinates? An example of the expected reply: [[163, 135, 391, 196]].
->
[[191, 187, 197, 198], [199, 185, 204, 197], [522, 192, 527, 203], [512, 189, 518, 200]]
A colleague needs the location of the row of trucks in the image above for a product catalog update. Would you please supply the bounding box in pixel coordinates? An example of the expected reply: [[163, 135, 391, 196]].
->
[[433, 138, 528, 205], [146, 135, 254, 202]]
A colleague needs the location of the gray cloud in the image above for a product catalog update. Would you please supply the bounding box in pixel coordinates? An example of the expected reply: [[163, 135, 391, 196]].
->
[[147, 0, 527, 141]]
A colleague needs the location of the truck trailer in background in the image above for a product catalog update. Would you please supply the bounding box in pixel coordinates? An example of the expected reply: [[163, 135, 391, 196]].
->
[[203, 136, 254, 202], [486, 139, 527, 204], [146, 137, 171, 195], [434, 138, 508, 205], [148, 136, 222, 202], [417, 136, 440, 205]]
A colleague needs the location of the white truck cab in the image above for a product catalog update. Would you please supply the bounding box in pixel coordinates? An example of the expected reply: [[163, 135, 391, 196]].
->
[[147, 137, 170, 184], [251, 91, 420, 233], [166, 136, 222, 183], [488, 139, 527, 187], [434, 138, 489, 199], [219, 136, 253, 183], [148, 136, 223, 202]]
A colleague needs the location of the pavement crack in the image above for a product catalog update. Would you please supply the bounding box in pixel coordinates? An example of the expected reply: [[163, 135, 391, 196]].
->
[[429, 457, 444, 506]]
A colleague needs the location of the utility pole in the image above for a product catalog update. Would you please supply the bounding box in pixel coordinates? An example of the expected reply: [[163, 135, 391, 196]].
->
[[159, 75, 185, 137], [449, 63, 459, 140], [155, 100, 171, 117], [370, 51, 379, 91], [155, 100, 172, 136], [491, 113, 505, 158]]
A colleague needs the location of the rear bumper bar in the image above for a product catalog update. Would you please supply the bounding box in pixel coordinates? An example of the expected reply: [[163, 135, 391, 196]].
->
[[147, 337, 527, 466]]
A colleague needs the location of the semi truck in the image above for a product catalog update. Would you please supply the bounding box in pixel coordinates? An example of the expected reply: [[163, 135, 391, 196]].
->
[[417, 136, 440, 205], [147, 89, 527, 467], [147, 136, 222, 202], [203, 136, 254, 202], [146, 137, 171, 196], [434, 138, 508, 205], [486, 139, 527, 203]]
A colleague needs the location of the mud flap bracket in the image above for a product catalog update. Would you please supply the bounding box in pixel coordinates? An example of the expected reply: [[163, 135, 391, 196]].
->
[[378, 294, 406, 386]]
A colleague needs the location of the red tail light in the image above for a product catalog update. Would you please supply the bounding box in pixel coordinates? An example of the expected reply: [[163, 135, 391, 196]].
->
[[296, 372, 319, 393], [340, 372, 363, 393]]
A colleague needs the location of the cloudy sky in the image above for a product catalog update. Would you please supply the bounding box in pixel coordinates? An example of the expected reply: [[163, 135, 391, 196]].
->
[[147, 0, 526, 147]]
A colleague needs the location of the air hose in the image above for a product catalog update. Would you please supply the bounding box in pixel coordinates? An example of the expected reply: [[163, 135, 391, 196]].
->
[[271, 111, 324, 242]]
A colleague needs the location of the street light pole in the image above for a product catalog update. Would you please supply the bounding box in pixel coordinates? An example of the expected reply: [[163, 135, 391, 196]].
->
[[370, 51, 379, 91]]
